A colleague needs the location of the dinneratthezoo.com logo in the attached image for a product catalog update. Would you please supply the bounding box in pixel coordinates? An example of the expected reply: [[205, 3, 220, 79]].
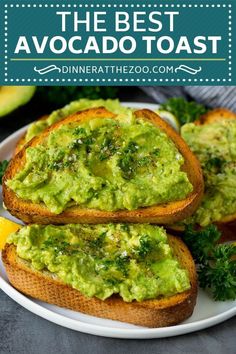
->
[[34, 64, 202, 76]]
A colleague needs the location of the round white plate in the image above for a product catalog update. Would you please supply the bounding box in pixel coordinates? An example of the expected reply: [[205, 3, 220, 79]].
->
[[0, 102, 235, 339]]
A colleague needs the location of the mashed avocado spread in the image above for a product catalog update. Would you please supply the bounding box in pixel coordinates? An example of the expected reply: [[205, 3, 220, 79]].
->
[[8, 224, 190, 301], [25, 99, 129, 143], [7, 111, 192, 214], [181, 119, 236, 226]]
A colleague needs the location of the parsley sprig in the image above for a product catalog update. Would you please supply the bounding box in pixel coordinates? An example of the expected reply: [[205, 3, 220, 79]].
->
[[183, 225, 236, 301], [160, 97, 208, 126]]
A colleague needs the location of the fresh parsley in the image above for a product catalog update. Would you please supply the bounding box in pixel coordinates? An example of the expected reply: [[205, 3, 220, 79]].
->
[[0, 160, 9, 185], [99, 136, 118, 161], [90, 232, 107, 248], [118, 141, 139, 179], [73, 127, 86, 136], [160, 97, 208, 126], [183, 225, 236, 301], [42, 238, 71, 254], [115, 254, 129, 276], [137, 235, 152, 258]]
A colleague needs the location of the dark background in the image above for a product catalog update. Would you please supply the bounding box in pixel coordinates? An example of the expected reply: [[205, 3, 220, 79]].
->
[[0, 87, 235, 354], [0, 87, 150, 141]]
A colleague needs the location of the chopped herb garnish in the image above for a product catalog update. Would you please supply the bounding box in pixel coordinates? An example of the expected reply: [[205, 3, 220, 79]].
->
[[118, 142, 160, 179], [138, 156, 151, 167], [206, 157, 225, 173], [137, 235, 152, 257], [70, 135, 93, 150], [118, 154, 134, 179], [69, 139, 82, 150], [152, 148, 160, 156], [118, 141, 139, 179], [115, 253, 129, 276], [73, 127, 86, 136], [90, 231, 107, 248], [99, 136, 118, 161], [83, 136, 94, 145], [43, 238, 71, 254], [125, 141, 139, 153]]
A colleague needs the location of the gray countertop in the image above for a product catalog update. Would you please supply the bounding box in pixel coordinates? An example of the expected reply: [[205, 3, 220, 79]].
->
[[0, 91, 235, 354], [0, 290, 235, 354]]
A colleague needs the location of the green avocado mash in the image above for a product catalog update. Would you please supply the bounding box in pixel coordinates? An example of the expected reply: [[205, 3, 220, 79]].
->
[[25, 98, 129, 143], [7, 111, 193, 214], [8, 223, 190, 302], [181, 119, 236, 226]]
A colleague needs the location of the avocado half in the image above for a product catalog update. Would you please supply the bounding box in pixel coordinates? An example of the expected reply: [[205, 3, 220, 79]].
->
[[0, 86, 36, 118]]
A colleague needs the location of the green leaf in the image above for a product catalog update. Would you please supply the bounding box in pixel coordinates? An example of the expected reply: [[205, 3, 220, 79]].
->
[[0, 160, 9, 185], [160, 97, 208, 126], [183, 225, 236, 301]]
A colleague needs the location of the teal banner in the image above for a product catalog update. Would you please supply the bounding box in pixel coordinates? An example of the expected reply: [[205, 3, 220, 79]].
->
[[0, 0, 235, 85]]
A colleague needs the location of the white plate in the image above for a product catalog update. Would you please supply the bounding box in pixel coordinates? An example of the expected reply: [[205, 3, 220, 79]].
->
[[0, 102, 235, 339]]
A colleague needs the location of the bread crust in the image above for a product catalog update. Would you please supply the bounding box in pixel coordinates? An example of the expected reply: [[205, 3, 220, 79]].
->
[[195, 108, 236, 125], [2, 235, 197, 328], [3, 107, 204, 225]]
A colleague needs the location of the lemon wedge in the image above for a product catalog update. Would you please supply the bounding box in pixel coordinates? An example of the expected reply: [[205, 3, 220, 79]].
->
[[155, 110, 180, 132], [0, 217, 21, 250]]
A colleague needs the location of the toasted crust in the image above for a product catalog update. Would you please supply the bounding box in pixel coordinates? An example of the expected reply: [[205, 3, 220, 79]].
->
[[14, 135, 27, 156], [3, 107, 204, 225], [2, 235, 197, 328], [195, 108, 236, 125]]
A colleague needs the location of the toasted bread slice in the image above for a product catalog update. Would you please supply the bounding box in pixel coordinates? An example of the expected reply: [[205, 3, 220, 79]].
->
[[2, 234, 197, 328], [3, 107, 203, 225], [194, 108, 236, 229], [170, 108, 236, 240], [195, 108, 236, 125], [200, 108, 236, 241]]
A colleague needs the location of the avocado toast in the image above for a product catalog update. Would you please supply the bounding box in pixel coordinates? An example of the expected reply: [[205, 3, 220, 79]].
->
[[169, 108, 236, 241], [2, 223, 197, 328], [3, 107, 203, 225]]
